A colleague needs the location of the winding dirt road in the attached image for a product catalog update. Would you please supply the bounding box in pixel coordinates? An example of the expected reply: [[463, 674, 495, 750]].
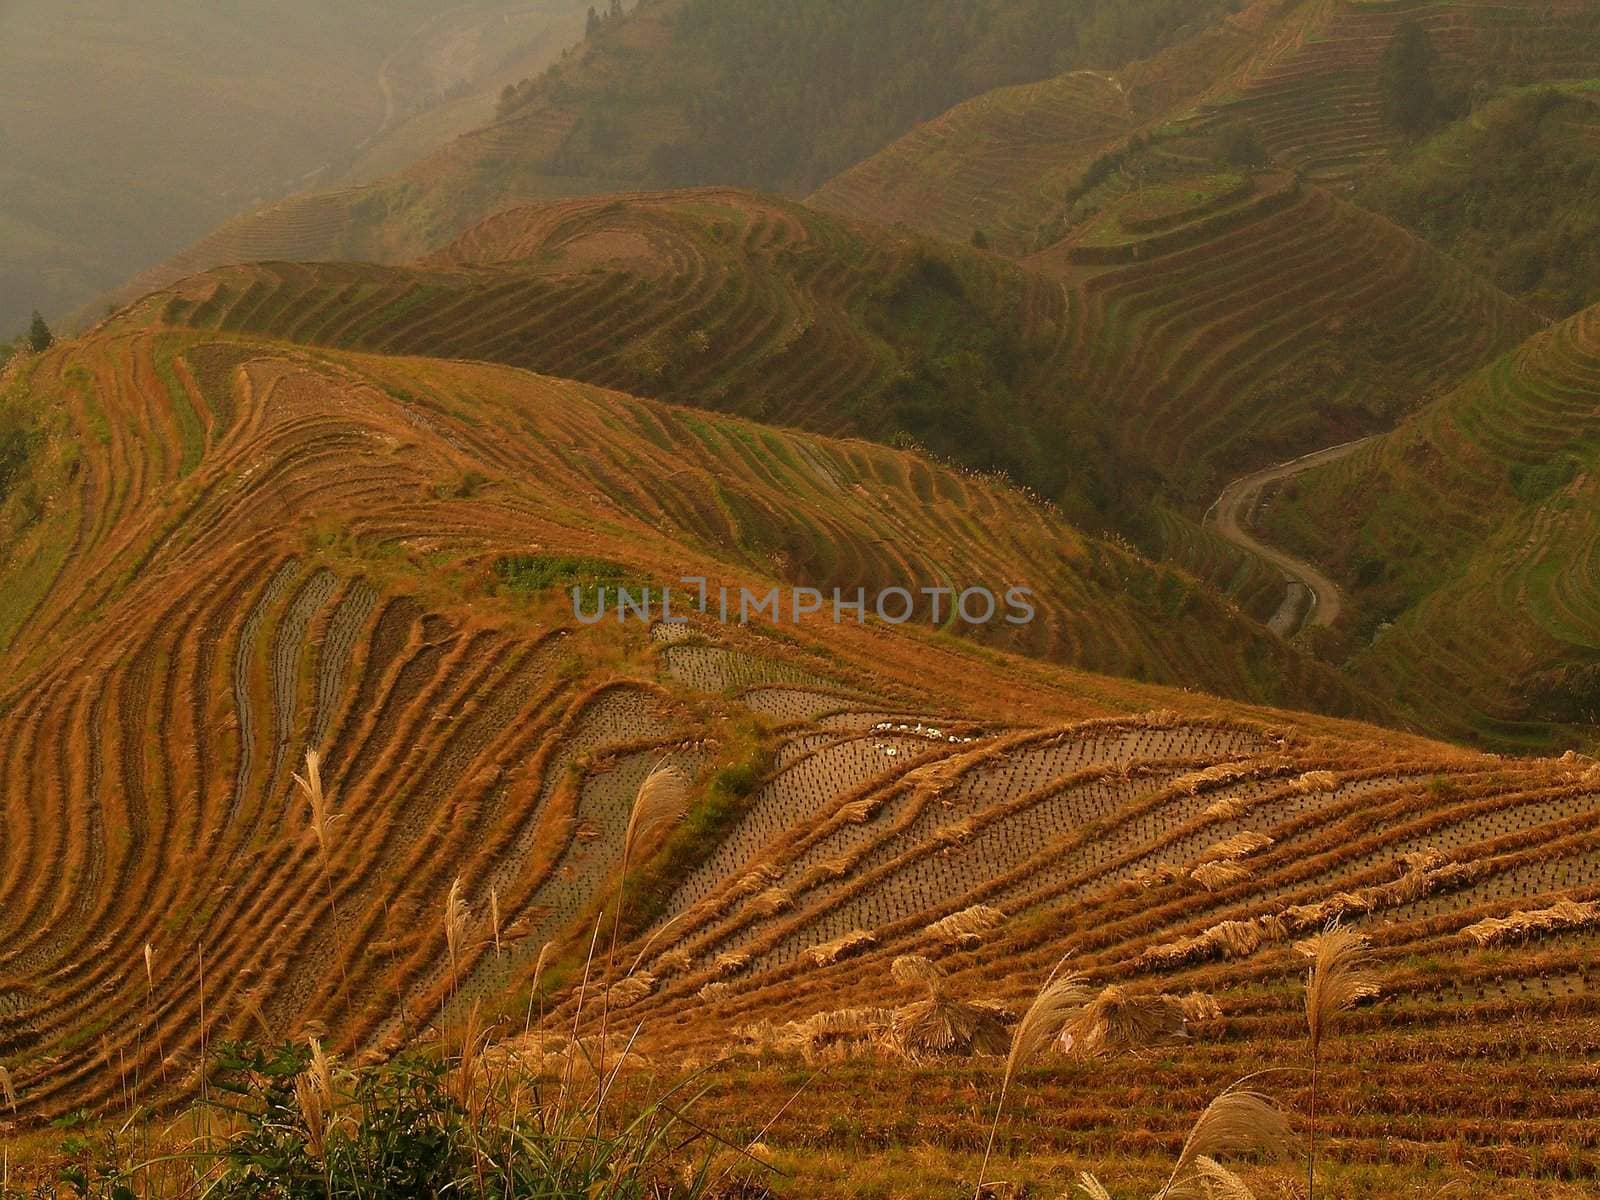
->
[[1204, 436, 1378, 634]]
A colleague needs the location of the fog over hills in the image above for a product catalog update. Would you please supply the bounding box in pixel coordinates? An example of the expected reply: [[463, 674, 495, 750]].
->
[[0, 0, 587, 332]]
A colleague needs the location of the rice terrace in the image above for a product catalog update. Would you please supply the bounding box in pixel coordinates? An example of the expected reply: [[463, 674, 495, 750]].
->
[[5, 1, 1600, 1197]]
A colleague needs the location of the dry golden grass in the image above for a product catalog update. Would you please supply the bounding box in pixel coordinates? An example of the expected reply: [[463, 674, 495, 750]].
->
[[747, 887, 793, 916], [891, 996, 1011, 1061], [1299, 925, 1380, 1053], [622, 763, 692, 866], [807, 929, 877, 966], [444, 877, 470, 997], [1203, 832, 1274, 860], [886, 956, 1011, 1061], [1299, 923, 1379, 1200], [603, 974, 657, 1009], [1190, 860, 1253, 892], [293, 749, 337, 859], [1293, 770, 1338, 794], [889, 954, 944, 989], [292, 1038, 335, 1161], [1141, 914, 1289, 969], [1190, 1155, 1259, 1199]]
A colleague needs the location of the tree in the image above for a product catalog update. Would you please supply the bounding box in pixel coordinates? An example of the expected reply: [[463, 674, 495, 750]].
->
[[1218, 121, 1267, 169], [1380, 20, 1437, 135], [608, 0, 624, 17], [586, 6, 601, 37], [28, 311, 53, 354]]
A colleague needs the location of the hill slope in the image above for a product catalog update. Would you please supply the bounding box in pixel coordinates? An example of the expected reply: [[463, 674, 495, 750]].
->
[[807, 0, 1284, 251], [0, 321, 1370, 1120], [1259, 302, 1600, 749], [136, 190, 1114, 521], [140, 181, 1538, 541], [812, 0, 1600, 250], [3, 328, 1599, 1195], [1203, 0, 1600, 185], [1357, 85, 1600, 318]]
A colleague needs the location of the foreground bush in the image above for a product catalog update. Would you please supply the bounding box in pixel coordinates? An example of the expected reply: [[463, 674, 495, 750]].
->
[[18, 1039, 728, 1200]]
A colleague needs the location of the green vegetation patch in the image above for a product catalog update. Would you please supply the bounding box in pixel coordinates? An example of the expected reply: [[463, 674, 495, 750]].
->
[[0, 395, 35, 507], [1360, 87, 1600, 316], [184, 341, 254, 432], [494, 553, 657, 610], [1114, 173, 1250, 232], [857, 248, 1098, 514], [152, 338, 207, 476]]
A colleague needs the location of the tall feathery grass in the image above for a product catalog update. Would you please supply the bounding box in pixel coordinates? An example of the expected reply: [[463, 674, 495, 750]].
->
[[294, 749, 349, 996], [1076, 1086, 1293, 1200], [597, 761, 690, 1115], [1299, 922, 1378, 1199], [1155, 1086, 1294, 1198], [975, 961, 1092, 1198], [445, 876, 471, 1003]]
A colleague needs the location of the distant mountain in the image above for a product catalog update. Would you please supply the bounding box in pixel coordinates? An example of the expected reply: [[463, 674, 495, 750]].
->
[[0, 0, 588, 333]]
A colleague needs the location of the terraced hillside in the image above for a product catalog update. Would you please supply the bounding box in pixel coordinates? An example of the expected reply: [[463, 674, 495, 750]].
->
[[1259, 302, 1600, 750], [1357, 84, 1600, 317], [603, 707, 1600, 1194], [1206, 0, 1600, 186], [0, 322, 1382, 1120], [138, 190, 1127, 518], [5, 326, 1600, 1196], [807, 0, 1287, 252], [1030, 170, 1541, 504], [144, 180, 1538, 532], [811, 0, 1600, 254], [137, 192, 1055, 441]]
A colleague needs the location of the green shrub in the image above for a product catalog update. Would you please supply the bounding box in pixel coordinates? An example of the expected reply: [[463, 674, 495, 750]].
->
[[48, 1041, 723, 1200]]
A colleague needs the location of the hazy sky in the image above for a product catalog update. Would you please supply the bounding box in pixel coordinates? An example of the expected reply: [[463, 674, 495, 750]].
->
[[0, 1, 584, 331]]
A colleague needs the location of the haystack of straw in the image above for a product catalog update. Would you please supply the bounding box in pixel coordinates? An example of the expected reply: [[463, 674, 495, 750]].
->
[[1060, 985, 1222, 1056], [1463, 898, 1600, 946], [888, 955, 1012, 1059], [807, 929, 877, 966], [925, 903, 1006, 948]]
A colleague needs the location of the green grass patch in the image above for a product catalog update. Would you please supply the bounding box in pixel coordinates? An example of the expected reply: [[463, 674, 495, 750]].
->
[[152, 338, 206, 476], [493, 553, 660, 615]]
